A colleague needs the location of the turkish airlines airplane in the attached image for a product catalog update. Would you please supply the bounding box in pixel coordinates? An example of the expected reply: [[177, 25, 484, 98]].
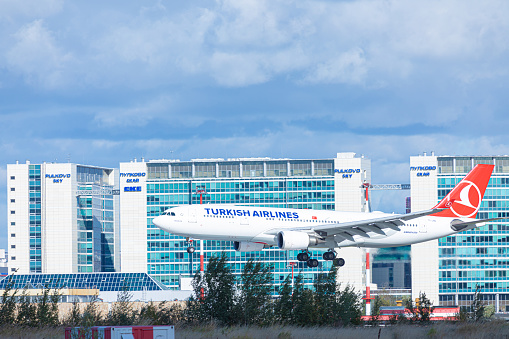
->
[[153, 164, 499, 267]]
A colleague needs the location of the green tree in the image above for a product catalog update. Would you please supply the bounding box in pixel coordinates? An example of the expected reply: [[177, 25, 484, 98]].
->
[[64, 300, 82, 327], [36, 285, 61, 327], [0, 276, 18, 325], [470, 285, 485, 322], [291, 273, 316, 326], [416, 292, 434, 323], [371, 293, 393, 324], [236, 259, 274, 326], [335, 284, 362, 326], [313, 266, 338, 325], [137, 301, 183, 325], [186, 252, 236, 326], [16, 288, 37, 327], [274, 275, 293, 324], [81, 296, 103, 328], [108, 282, 136, 325]]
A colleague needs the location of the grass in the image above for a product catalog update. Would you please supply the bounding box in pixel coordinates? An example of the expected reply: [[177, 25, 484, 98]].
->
[[0, 321, 507, 338], [176, 322, 509, 339]]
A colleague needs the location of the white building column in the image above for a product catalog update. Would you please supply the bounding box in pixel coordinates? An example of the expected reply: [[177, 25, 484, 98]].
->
[[410, 154, 439, 304]]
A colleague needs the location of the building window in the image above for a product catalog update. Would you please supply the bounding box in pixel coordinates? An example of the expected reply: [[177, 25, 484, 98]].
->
[[438, 158, 453, 174], [473, 157, 493, 166], [290, 161, 312, 176], [171, 164, 192, 178], [10, 257, 15, 261], [10, 199, 15, 203], [10, 176, 15, 180], [455, 158, 472, 173], [10, 222, 15, 226], [194, 163, 216, 178], [496, 159, 509, 173], [314, 161, 333, 176], [242, 162, 264, 177], [218, 163, 240, 178], [266, 162, 288, 177], [10, 234, 15, 238], [11, 245, 15, 249], [10, 211, 15, 215], [10, 268, 16, 272], [10, 187, 15, 191], [147, 164, 169, 179]]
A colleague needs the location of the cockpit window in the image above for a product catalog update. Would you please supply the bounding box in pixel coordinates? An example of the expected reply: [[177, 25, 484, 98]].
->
[[163, 211, 176, 216]]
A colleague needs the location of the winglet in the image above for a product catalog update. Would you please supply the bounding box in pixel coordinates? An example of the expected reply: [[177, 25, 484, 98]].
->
[[432, 164, 494, 218]]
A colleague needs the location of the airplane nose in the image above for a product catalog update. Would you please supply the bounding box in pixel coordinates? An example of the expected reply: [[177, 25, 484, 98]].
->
[[153, 215, 163, 228]]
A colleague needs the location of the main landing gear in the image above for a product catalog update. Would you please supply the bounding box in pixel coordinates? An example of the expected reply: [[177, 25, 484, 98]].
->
[[324, 249, 345, 267], [296, 250, 345, 268], [296, 251, 318, 267]]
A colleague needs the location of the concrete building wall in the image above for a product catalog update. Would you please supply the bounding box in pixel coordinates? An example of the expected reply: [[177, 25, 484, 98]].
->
[[334, 152, 371, 292], [7, 163, 30, 274], [42, 163, 75, 273], [119, 161, 148, 273], [410, 154, 439, 303]]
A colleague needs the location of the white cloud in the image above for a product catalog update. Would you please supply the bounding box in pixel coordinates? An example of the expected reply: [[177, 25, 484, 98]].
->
[[6, 20, 72, 88], [304, 48, 368, 84], [210, 52, 270, 87], [0, 0, 63, 21], [2, 0, 508, 90]]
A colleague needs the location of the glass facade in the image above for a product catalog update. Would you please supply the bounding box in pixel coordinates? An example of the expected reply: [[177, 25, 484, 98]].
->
[[437, 157, 509, 311], [145, 159, 336, 291], [29, 165, 42, 273], [76, 166, 116, 273]]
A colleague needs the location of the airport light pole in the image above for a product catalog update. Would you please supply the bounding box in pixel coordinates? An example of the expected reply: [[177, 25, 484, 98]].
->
[[195, 185, 207, 299], [362, 251, 375, 316]]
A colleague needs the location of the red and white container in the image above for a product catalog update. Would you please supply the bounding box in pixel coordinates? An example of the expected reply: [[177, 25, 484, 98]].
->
[[65, 325, 175, 339]]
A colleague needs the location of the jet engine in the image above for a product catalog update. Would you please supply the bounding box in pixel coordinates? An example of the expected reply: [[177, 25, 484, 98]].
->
[[277, 231, 324, 250], [450, 219, 468, 232], [233, 241, 265, 252]]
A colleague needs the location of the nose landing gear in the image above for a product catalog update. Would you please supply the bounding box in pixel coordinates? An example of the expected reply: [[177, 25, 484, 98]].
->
[[186, 237, 195, 254]]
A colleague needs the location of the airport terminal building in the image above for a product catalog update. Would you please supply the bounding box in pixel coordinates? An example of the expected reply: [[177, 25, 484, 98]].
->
[[119, 153, 371, 292], [411, 154, 509, 312], [7, 162, 119, 274], [7, 153, 509, 312]]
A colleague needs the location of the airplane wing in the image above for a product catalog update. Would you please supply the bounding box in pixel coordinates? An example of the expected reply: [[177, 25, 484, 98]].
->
[[264, 208, 446, 239]]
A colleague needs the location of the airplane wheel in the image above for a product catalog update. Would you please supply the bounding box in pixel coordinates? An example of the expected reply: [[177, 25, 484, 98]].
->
[[297, 252, 309, 262], [187, 246, 195, 254], [333, 258, 345, 267], [307, 259, 319, 268], [323, 251, 336, 260]]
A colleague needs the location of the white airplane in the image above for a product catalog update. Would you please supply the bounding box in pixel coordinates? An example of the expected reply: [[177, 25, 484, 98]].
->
[[153, 164, 499, 267]]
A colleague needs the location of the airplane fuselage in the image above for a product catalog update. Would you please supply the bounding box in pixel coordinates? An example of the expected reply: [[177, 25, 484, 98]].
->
[[153, 204, 467, 249]]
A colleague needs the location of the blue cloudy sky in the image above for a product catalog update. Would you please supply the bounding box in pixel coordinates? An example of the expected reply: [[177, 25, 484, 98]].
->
[[1, 0, 509, 247]]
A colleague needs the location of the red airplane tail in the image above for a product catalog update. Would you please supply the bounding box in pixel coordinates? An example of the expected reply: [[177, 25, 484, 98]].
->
[[432, 164, 494, 218]]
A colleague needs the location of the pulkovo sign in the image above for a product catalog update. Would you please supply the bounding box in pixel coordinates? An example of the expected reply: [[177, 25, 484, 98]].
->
[[45, 174, 71, 183], [334, 168, 361, 179], [410, 166, 436, 177], [120, 172, 146, 192]]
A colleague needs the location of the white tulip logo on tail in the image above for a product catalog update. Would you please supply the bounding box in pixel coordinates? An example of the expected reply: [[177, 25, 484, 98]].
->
[[448, 180, 482, 218]]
